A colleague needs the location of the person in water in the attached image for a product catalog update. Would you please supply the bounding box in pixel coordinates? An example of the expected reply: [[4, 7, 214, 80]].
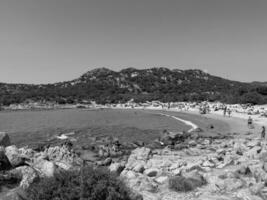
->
[[248, 116, 253, 129], [261, 126, 266, 139]]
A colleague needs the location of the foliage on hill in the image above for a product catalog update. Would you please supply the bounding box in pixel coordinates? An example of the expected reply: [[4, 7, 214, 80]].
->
[[26, 166, 133, 200], [1, 67, 267, 105]]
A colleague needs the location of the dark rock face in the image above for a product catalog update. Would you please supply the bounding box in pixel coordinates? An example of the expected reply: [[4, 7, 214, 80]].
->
[[0, 150, 11, 171], [0, 132, 11, 147]]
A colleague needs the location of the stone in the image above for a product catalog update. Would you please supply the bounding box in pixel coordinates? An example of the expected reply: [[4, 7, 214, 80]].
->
[[125, 147, 151, 170], [34, 159, 56, 177], [5, 145, 25, 167], [216, 148, 226, 155], [0, 149, 11, 170], [132, 147, 151, 160], [1, 187, 28, 200], [247, 140, 261, 148], [202, 160, 215, 168], [102, 157, 112, 166], [188, 140, 197, 147], [10, 166, 39, 189], [155, 176, 168, 184], [0, 132, 11, 147], [55, 161, 73, 170], [109, 162, 125, 174], [236, 189, 263, 200], [144, 168, 158, 177], [245, 146, 262, 159], [249, 182, 264, 195], [133, 163, 145, 173], [124, 170, 136, 179]]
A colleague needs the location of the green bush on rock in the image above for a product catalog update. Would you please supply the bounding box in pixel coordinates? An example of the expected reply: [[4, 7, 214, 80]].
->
[[26, 166, 133, 200], [169, 175, 207, 192]]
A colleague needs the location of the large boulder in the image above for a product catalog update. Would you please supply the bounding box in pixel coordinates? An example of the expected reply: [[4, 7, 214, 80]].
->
[[1, 187, 28, 200], [43, 145, 81, 167], [5, 145, 25, 167], [33, 159, 57, 177], [0, 132, 11, 147], [0, 149, 11, 170], [125, 147, 151, 170], [9, 166, 39, 189]]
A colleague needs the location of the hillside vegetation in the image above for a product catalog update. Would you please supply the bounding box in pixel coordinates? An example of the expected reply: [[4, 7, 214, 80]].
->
[[1, 67, 267, 105]]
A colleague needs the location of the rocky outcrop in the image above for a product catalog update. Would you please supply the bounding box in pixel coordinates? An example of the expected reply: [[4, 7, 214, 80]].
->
[[0, 135, 83, 199], [5, 145, 25, 167], [117, 135, 267, 200], [0, 132, 11, 147]]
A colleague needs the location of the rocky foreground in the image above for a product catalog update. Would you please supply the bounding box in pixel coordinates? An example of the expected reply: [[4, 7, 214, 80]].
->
[[1, 125, 267, 200]]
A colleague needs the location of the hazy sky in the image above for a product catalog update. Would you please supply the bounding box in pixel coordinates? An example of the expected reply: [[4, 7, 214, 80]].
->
[[1, 0, 267, 84]]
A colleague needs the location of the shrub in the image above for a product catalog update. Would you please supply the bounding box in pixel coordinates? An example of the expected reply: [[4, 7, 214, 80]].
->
[[168, 175, 206, 192], [26, 166, 133, 200]]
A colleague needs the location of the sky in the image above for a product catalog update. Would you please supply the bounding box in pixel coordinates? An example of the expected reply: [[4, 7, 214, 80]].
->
[[1, 0, 267, 84]]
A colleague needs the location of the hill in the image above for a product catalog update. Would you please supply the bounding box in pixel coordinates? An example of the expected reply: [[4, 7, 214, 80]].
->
[[1, 67, 267, 105]]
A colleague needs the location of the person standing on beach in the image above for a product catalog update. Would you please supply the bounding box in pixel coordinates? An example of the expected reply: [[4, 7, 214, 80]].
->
[[223, 107, 227, 117], [227, 109, 232, 117], [261, 126, 266, 139], [248, 116, 253, 129]]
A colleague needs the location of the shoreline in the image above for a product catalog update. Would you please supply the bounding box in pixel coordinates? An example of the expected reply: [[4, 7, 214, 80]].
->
[[114, 106, 262, 138]]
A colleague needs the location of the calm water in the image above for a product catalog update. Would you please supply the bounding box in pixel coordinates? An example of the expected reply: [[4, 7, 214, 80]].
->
[[0, 109, 189, 146]]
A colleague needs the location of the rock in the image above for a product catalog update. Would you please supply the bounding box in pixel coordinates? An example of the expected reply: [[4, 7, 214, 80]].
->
[[34, 159, 56, 177], [140, 181, 158, 193], [259, 151, 267, 162], [129, 192, 143, 200], [44, 145, 81, 166], [0, 132, 11, 147], [123, 170, 136, 179], [103, 157, 112, 166], [245, 146, 262, 159], [216, 148, 226, 155], [5, 145, 25, 167], [132, 147, 151, 160], [155, 176, 168, 184], [262, 162, 267, 173], [248, 163, 267, 182], [234, 141, 248, 155], [1, 187, 28, 200], [10, 166, 39, 189], [0, 148, 11, 170], [55, 161, 73, 170], [185, 161, 204, 172], [19, 147, 35, 158], [202, 139, 211, 146], [144, 168, 158, 177], [247, 140, 261, 148], [188, 140, 197, 147], [174, 143, 188, 150], [237, 165, 251, 175], [236, 188, 263, 200], [133, 163, 145, 173], [202, 160, 215, 168], [109, 162, 125, 174], [125, 147, 151, 170], [250, 182, 264, 195]]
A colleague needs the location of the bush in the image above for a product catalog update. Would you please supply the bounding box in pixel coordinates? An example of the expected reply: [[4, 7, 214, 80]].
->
[[168, 175, 206, 192], [26, 166, 133, 200]]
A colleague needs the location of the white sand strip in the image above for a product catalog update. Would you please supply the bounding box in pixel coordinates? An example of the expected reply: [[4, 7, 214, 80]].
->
[[158, 113, 199, 133]]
